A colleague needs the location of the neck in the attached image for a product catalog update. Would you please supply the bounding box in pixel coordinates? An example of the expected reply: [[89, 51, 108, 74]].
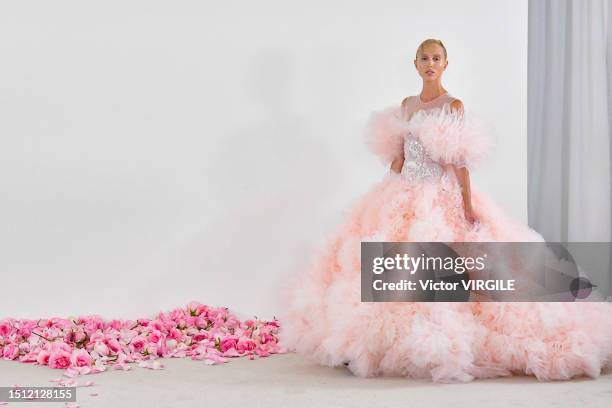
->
[[419, 82, 446, 102]]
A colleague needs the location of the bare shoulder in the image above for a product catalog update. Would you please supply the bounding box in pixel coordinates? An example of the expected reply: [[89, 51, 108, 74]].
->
[[450, 98, 464, 114]]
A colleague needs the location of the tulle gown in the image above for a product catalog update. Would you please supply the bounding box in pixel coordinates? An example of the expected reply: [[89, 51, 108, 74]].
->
[[277, 93, 612, 382]]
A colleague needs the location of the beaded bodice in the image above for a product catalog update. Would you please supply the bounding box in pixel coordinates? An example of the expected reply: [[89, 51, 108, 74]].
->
[[400, 92, 456, 183], [401, 137, 444, 182]]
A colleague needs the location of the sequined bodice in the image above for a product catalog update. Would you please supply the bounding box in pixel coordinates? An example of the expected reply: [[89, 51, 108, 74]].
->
[[400, 92, 455, 183], [401, 137, 444, 182]]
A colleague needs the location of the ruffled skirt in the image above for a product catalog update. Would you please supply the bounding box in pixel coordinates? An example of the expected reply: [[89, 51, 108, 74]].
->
[[278, 171, 612, 382]]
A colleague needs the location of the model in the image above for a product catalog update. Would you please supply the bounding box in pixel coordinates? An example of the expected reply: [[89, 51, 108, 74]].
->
[[278, 39, 612, 382]]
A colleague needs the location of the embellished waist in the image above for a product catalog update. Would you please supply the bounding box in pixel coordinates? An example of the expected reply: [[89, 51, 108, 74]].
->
[[401, 137, 444, 183]]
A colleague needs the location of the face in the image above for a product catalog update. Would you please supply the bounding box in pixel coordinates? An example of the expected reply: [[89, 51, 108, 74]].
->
[[414, 43, 448, 82]]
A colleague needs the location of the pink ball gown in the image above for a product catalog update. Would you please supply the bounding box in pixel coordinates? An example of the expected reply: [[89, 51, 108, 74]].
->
[[278, 92, 612, 382]]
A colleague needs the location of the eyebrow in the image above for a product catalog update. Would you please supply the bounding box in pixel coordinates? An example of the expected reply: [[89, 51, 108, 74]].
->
[[420, 53, 442, 57]]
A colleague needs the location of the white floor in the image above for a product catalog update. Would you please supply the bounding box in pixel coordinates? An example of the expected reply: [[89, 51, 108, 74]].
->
[[1, 353, 611, 408]]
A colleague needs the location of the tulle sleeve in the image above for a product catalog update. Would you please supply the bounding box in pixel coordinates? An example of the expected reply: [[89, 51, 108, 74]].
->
[[405, 107, 494, 170], [364, 105, 408, 165]]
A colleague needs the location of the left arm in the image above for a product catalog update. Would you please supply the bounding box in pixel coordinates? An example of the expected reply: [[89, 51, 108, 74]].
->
[[448, 99, 476, 224]]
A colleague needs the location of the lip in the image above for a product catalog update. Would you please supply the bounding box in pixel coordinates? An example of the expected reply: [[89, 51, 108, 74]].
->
[[426, 70, 435, 75]]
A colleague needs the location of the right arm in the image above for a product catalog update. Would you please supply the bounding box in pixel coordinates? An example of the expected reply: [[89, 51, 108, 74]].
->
[[390, 156, 404, 173], [390, 97, 408, 173]]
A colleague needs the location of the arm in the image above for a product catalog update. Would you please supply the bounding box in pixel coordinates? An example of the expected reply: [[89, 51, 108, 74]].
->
[[390, 155, 404, 173], [390, 98, 409, 173], [448, 99, 476, 224]]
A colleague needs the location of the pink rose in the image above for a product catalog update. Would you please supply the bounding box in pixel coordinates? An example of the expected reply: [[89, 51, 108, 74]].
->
[[93, 342, 109, 356], [109, 319, 123, 330], [129, 336, 147, 353], [148, 330, 163, 344], [220, 337, 238, 353], [187, 302, 209, 317], [70, 349, 92, 367], [193, 332, 209, 342], [18, 342, 31, 353], [151, 320, 165, 332], [49, 349, 71, 369], [148, 342, 162, 356], [73, 331, 87, 343], [0, 321, 12, 337], [106, 338, 121, 354], [136, 319, 151, 328], [37, 350, 51, 365], [176, 319, 187, 329], [50, 341, 72, 354], [2, 344, 19, 360], [260, 333, 275, 344], [195, 316, 208, 329], [170, 309, 185, 321], [115, 352, 129, 364], [236, 340, 256, 354], [89, 332, 105, 343], [168, 328, 182, 341]]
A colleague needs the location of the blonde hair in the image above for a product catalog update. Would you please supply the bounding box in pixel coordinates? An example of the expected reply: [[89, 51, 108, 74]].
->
[[415, 39, 447, 60]]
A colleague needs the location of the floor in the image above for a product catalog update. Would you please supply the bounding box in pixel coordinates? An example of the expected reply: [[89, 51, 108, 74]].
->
[[1, 353, 611, 408]]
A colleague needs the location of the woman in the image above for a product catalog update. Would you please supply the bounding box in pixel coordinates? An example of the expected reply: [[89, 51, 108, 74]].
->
[[278, 39, 612, 382]]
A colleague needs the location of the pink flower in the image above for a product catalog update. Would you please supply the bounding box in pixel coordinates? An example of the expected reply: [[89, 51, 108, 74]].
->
[[266, 321, 280, 328], [73, 331, 87, 343], [195, 316, 208, 329], [0, 301, 283, 376], [49, 349, 71, 369], [175, 319, 187, 329], [151, 320, 165, 332], [129, 336, 147, 353], [220, 337, 238, 353], [18, 342, 31, 353], [193, 332, 209, 342], [260, 333, 276, 344], [50, 341, 72, 354], [115, 352, 129, 364], [37, 350, 50, 365], [187, 301, 209, 317], [236, 340, 257, 354], [93, 342, 109, 356], [109, 320, 123, 330], [147, 343, 160, 356], [0, 321, 13, 337], [70, 349, 92, 367], [168, 328, 182, 341], [139, 319, 151, 327], [2, 344, 19, 360], [148, 330, 163, 344], [106, 338, 121, 354]]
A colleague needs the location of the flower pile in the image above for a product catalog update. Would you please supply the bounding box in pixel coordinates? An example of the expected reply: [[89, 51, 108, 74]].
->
[[0, 301, 284, 376]]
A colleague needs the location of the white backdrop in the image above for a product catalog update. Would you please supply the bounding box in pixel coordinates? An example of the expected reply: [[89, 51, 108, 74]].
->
[[0, 0, 527, 320]]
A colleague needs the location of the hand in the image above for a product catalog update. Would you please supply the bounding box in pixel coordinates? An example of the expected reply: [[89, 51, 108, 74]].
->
[[464, 206, 476, 224]]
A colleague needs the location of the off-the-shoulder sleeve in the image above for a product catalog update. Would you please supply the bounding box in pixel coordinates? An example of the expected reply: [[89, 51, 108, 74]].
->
[[364, 105, 408, 165], [405, 107, 494, 169]]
